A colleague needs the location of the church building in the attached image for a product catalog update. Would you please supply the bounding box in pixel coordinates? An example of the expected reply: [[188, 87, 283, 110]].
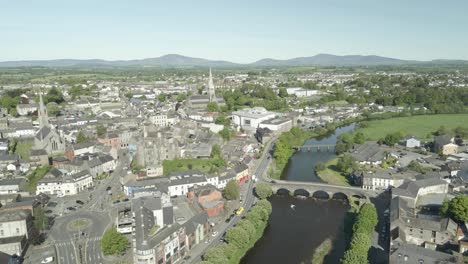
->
[[33, 93, 66, 155], [188, 68, 226, 110]]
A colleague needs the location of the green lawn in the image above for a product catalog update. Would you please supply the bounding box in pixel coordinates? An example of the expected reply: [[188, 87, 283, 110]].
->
[[162, 158, 225, 175], [316, 158, 350, 186], [356, 114, 468, 140]]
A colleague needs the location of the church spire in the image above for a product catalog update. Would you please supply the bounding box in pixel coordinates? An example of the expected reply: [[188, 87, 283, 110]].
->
[[207, 68, 216, 102], [38, 91, 49, 128]]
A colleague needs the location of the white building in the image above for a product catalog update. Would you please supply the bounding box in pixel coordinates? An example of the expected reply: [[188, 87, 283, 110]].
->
[[405, 136, 421, 148], [231, 107, 277, 132], [36, 169, 93, 196], [286, 87, 319, 97], [0, 209, 31, 256]]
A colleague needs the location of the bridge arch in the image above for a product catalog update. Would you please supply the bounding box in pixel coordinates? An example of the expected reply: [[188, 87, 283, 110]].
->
[[312, 190, 330, 200], [293, 189, 310, 198], [276, 188, 290, 196], [332, 192, 348, 201], [352, 194, 367, 200]]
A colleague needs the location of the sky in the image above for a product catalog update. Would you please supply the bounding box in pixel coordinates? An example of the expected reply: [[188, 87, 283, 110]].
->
[[1, 0, 468, 63]]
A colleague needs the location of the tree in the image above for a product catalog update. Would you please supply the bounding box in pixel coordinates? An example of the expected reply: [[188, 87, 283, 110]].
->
[[211, 144, 221, 158], [44, 87, 65, 104], [353, 132, 366, 144], [441, 195, 468, 222], [223, 180, 239, 200], [100, 227, 128, 255], [435, 125, 449, 136], [96, 124, 107, 137], [225, 226, 250, 249], [76, 131, 89, 144], [158, 94, 166, 103], [46, 102, 60, 116], [207, 102, 219, 112], [215, 114, 231, 126], [237, 219, 257, 241], [383, 132, 403, 146], [315, 162, 326, 172], [336, 155, 357, 175], [33, 207, 49, 231], [125, 92, 133, 99], [203, 246, 228, 264], [176, 93, 187, 102], [255, 183, 273, 199], [255, 199, 273, 215], [219, 127, 234, 141], [278, 87, 288, 98]]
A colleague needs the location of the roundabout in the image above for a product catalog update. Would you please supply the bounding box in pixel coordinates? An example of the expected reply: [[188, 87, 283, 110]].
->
[[67, 218, 91, 231]]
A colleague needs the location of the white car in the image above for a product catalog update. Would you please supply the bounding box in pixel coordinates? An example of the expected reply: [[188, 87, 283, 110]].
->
[[41, 256, 54, 263], [56, 193, 64, 198], [211, 231, 218, 237]]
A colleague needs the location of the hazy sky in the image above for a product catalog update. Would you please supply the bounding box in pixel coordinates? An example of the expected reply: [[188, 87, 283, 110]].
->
[[1, 0, 467, 62]]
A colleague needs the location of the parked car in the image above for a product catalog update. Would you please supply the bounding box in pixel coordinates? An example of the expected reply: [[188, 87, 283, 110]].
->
[[211, 231, 218, 237], [106, 186, 111, 191], [76, 200, 84, 205], [122, 198, 129, 202], [66, 207, 76, 211], [113, 200, 120, 204], [41, 256, 54, 264]]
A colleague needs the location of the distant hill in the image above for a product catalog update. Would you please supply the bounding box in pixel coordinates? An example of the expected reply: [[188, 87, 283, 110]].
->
[[250, 54, 416, 66], [0, 53, 467, 68]]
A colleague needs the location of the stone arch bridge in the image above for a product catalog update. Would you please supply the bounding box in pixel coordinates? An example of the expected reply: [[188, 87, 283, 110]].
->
[[268, 180, 378, 201]]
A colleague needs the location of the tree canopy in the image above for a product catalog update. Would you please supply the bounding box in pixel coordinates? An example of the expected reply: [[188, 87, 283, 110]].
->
[[440, 195, 468, 222], [255, 183, 273, 199], [223, 180, 240, 200], [100, 227, 128, 255]]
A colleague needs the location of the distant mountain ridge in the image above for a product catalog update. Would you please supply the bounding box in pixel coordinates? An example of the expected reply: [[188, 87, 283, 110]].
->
[[0, 53, 467, 67]]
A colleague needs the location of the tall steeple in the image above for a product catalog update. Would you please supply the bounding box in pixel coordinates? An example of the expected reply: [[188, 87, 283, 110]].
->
[[207, 68, 216, 102], [38, 92, 49, 128]]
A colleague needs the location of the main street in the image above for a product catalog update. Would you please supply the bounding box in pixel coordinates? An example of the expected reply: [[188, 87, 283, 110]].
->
[[187, 138, 275, 263]]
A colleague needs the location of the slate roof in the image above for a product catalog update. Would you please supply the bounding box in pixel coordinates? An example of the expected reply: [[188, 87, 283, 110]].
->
[[390, 242, 458, 264]]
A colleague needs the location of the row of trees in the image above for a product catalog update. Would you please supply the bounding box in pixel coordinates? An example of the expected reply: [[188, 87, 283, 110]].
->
[[341, 203, 378, 264], [201, 200, 273, 264]]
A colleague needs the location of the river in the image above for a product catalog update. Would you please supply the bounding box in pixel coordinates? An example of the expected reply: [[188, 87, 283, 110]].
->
[[281, 123, 356, 182], [241, 123, 356, 264]]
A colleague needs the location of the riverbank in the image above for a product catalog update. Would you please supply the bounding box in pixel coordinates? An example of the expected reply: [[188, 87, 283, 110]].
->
[[203, 200, 273, 264], [310, 238, 333, 264], [315, 158, 350, 186]]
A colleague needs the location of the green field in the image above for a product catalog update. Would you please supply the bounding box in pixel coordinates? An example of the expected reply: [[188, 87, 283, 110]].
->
[[356, 114, 468, 140]]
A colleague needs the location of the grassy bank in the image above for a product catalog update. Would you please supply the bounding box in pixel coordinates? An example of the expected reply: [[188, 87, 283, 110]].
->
[[26, 165, 51, 193], [316, 158, 350, 186], [310, 238, 333, 264], [355, 114, 468, 140]]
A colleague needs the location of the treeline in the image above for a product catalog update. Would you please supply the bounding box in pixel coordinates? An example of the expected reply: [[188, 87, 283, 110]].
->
[[0, 87, 64, 116], [201, 200, 273, 264], [272, 127, 316, 178], [341, 203, 378, 264], [221, 84, 288, 111], [321, 75, 468, 114]]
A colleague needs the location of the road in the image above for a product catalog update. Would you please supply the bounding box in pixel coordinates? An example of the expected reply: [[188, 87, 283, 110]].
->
[[47, 149, 130, 264], [187, 138, 275, 263]]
